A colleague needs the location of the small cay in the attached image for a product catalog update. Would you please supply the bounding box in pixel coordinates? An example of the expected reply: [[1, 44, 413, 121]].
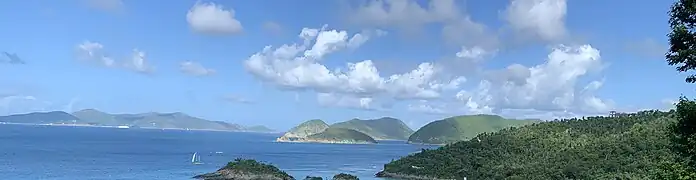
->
[[194, 159, 360, 180]]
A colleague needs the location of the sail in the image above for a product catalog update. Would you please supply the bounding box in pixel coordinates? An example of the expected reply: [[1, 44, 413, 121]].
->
[[191, 152, 197, 163]]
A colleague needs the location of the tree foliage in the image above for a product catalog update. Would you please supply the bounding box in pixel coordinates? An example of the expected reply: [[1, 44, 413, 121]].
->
[[332, 173, 358, 180], [379, 111, 692, 179], [671, 97, 696, 174], [668, 0, 696, 83]]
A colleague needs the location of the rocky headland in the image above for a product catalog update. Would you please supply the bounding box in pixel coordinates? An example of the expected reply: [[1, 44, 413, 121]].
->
[[194, 159, 360, 180]]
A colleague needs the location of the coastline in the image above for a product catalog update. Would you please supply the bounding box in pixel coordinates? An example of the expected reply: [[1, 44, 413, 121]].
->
[[0, 122, 278, 133], [375, 171, 452, 180], [275, 138, 376, 145], [406, 141, 447, 146]]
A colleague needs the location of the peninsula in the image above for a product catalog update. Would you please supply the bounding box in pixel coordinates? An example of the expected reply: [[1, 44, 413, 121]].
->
[[276, 119, 377, 144]]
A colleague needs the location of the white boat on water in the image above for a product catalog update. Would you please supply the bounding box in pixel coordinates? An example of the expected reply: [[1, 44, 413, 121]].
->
[[192, 152, 204, 165], [117, 125, 130, 129]]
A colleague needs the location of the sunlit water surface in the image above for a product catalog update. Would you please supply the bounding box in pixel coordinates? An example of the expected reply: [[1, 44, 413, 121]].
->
[[0, 124, 437, 180]]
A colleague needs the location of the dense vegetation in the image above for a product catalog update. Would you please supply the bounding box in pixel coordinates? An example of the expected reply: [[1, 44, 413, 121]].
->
[[332, 173, 359, 180], [330, 117, 414, 140], [307, 127, 377, 144], [407, 114, 540, 144], [194, 158, 294, 180], [379, 110, 690, 179], [195, 159, 360, 180]]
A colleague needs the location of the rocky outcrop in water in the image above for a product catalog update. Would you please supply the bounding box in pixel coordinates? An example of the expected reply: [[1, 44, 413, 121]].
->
[[332, 173, 359, 180], [193, 158, 294, 180], [195, 159, 361, 180]]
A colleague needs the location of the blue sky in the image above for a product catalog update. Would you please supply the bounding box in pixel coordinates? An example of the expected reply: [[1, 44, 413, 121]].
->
[[0, 0, 689, 130]]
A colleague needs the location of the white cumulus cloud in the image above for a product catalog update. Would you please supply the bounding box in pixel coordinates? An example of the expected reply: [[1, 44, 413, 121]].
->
[[243, 25, 464, 103], [456, 44, 610, 116], [187, 2, 243, 35], [504, 0, 568, 42]]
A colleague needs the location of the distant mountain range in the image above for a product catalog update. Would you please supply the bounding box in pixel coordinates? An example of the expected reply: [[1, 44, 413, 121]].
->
[[0, 109, 276, 133]]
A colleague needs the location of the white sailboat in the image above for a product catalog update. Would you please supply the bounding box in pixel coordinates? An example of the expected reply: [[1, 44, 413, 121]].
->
[[191, 152, 204, 165]]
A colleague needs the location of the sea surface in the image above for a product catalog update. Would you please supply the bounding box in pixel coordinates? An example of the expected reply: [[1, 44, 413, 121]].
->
[[0, 124, 437, 180]]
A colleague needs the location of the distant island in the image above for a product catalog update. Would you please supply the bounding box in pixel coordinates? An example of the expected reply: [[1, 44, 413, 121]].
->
[[331, 117, 414, 140], [276, 119, 376, 144], [277, 117, 413, 144], [276, 115, 543, 145], [0, 109, 276, 133], [407, 114, 540, 145]]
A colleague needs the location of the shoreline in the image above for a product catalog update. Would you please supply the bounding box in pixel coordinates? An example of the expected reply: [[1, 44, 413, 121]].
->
[[0, 122, 278, 134], [275, 138, 376, 145]]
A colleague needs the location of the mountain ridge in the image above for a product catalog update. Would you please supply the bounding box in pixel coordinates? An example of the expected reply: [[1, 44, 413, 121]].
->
[[407, 114, 541, 145], [329, 117, 414, 140], [0, 109, 275, 132]]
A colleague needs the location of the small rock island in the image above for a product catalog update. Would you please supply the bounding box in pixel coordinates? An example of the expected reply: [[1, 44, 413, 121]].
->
[[195, 159, 360, 180], [193, 158, 294, 180], [276, 119, 376, 144]]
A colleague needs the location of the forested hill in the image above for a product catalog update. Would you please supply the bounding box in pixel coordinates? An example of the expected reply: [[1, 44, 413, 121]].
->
[[330, 117, 414, 140], [407, 114, 540, 145], [378, 110, 693, 179]]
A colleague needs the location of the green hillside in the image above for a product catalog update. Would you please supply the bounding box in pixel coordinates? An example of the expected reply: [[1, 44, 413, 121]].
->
[[306, 127, 377, 144], [0, 111, 79, 124], [378, 110, 690, 179], [408, 114, 540, 144], [330, 117, 414, 140], [276, 119, 330, 141]]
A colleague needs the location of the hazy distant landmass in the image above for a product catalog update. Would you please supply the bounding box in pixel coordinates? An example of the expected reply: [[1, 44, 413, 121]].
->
[[407, 114, 541, 145], [0, 111, 79, 124], [330, 117, 414, 140], [0, 109, 276, 133]]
